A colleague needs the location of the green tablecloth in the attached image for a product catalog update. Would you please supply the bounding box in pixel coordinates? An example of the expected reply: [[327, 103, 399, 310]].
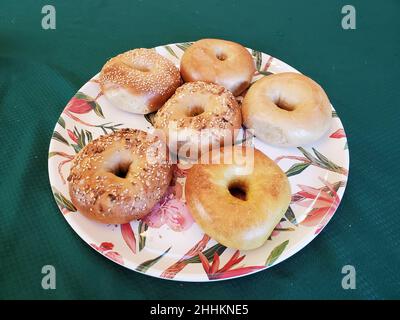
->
[[1, 0, 399, 299]]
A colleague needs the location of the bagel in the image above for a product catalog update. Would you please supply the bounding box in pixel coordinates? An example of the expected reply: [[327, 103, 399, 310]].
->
[[242, 72, 332, 147], [180, 39, 255, 96], [185, 146, 291, 250], [153, 81, 242, 159], [99, 48, 181, 114], [67, 129, 173, 224]]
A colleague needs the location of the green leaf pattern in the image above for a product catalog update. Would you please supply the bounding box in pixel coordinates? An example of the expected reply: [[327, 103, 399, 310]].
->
[[71, 127, 93, 153], [284, 207, 298, 225], [265, 240, 289, 266], [164, 45, 179, 59], [52, 131, 69, 146], [138, 221, 148, 252], [252, 49, 262, 70], [286, 162, 310, 177], [52, 187, 76, 212], [175, 42, 193, 52], [184, 243, 227, 264], [136, 247, 172, 273], [57, 116, 66, 129]]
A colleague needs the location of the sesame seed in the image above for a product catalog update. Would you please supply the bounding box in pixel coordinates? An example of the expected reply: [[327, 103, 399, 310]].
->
[[68, 129, 172, 221]]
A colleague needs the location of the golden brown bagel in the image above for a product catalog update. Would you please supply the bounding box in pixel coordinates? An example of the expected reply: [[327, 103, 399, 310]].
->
[[153, 81, 242, 159], [180, 39, 255, 96], [242, 72, 332, 147], [68, 129, 173, 224], [99, 48, 181, 114], [185, 146, 291, 250]]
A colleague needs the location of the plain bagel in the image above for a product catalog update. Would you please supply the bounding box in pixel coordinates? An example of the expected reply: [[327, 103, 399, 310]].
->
[[185, 146, 291, 250], [180, 39, 255, 96], [242, 72, 332, 147]]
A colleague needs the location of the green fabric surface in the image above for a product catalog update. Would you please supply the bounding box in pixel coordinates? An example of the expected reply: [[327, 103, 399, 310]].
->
[[0, 0, 399, 299]]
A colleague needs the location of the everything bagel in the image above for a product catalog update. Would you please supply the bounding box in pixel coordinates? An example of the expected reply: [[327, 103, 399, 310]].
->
[[68, 129, 173, 224]]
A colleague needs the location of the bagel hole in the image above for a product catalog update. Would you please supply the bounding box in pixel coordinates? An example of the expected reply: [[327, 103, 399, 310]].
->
[[275, 98, 295, 111], [187, 105, 205, 117], [111, 162, 132, 179], [108, 194, 116, 202], [216, 53, 227, 61], [228, 181, 248, 201]]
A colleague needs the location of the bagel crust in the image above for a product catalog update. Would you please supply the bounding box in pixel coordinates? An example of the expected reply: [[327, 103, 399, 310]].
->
[[68, 129, 173, 224], [185, 147, 291, 250], [242, 72, 332, 147], [99, 48, 181, 114], [153, 81, 242, 158], [180, 39, 255, 96]]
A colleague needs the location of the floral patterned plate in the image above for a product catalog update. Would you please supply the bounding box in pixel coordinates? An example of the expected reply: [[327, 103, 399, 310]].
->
[[48, 42, 349, 281]]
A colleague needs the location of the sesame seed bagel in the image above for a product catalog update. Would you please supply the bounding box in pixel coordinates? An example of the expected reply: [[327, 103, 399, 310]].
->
[[153, 81, 242, 159], [180, 39, 256, 96], [67, 129, 173, 224], [99, 48, 181, 114], [242, 72, 332, 147], [185, 146, 291, 250]]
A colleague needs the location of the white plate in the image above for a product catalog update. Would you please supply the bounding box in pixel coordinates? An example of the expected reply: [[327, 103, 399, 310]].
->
[[48, 42, 349, 281]]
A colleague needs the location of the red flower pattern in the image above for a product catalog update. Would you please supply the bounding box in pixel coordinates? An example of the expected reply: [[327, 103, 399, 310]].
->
[[293, 178, 341, 234], [330, 129, 346, 139], [66, 96, 93, 114], [198, 250, 264, 280], [91, 242, 124, 265], [142, 182, 193, 232], [67, 129, 78, 143], [121, 223, 137, 255]]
